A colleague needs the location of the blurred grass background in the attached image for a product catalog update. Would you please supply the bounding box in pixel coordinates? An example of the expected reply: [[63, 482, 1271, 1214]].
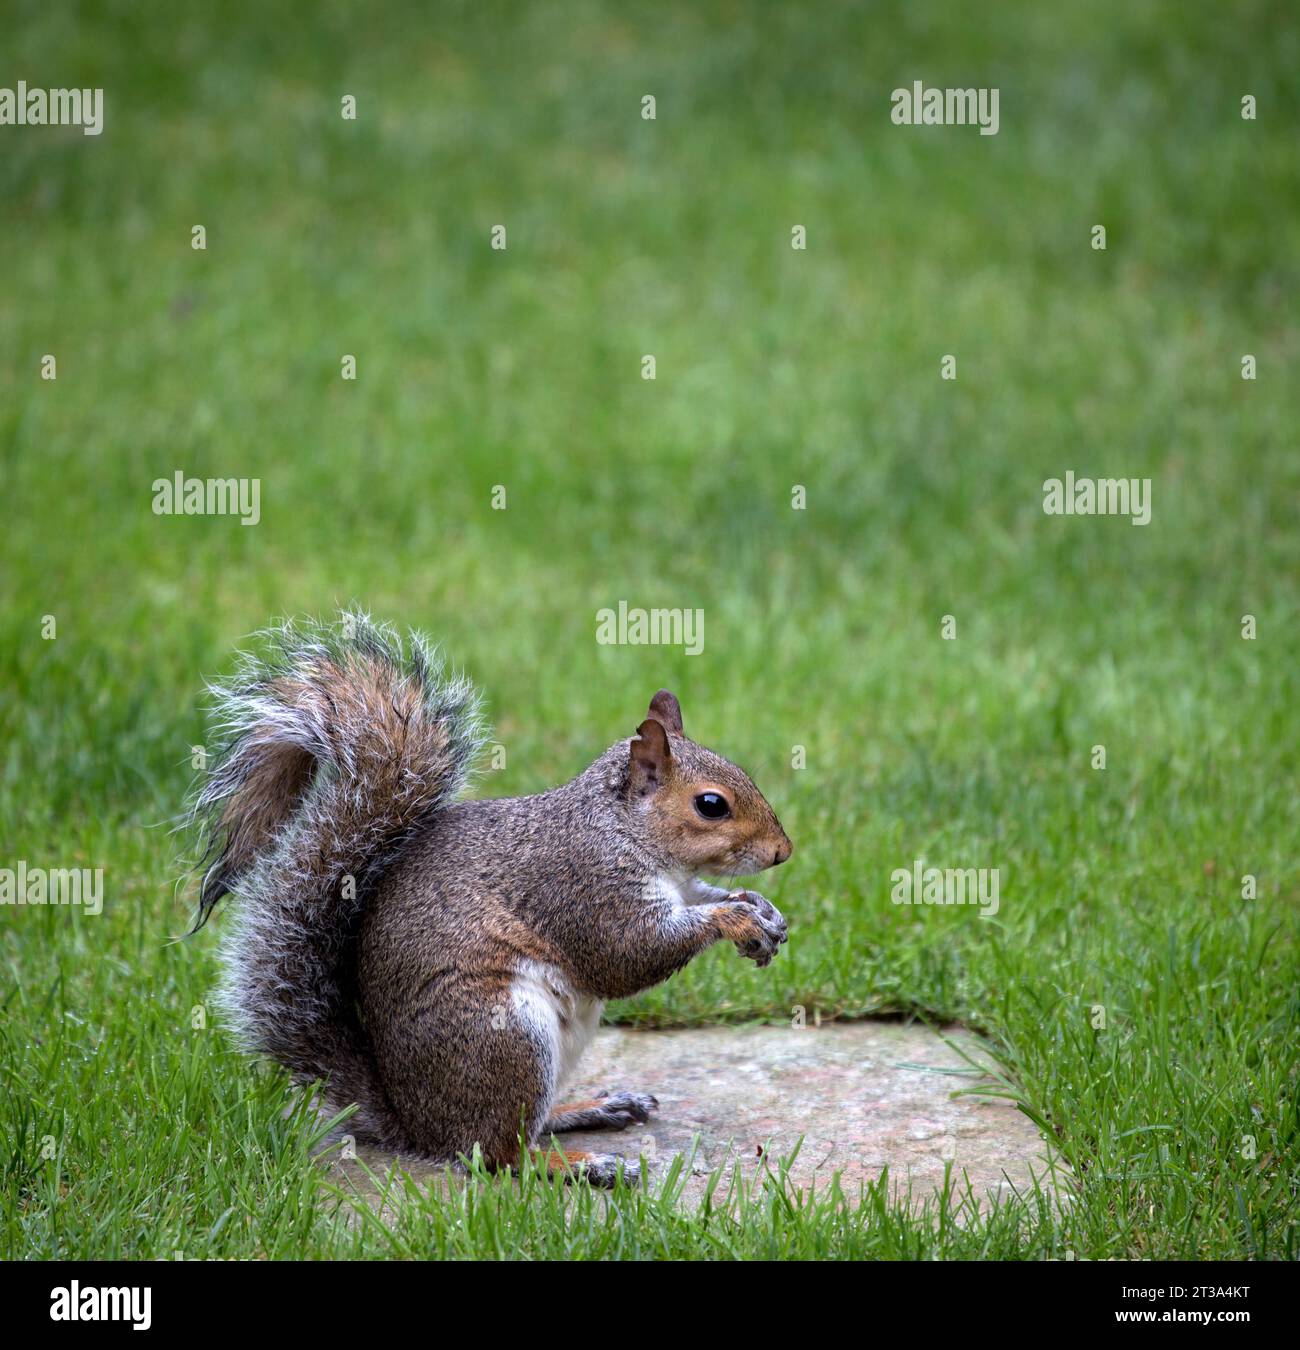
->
[[1, 0, 1297, 1258]]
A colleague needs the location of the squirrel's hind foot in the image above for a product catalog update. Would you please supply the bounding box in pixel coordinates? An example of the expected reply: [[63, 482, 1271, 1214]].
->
[[575, 1152, 643, 1188], [535, 1148, 644, 1188], [543, 1090, 659, 1134]]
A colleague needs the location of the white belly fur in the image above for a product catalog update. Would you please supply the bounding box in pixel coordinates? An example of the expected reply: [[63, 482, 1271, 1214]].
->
[[510, 959, 604, 1092]]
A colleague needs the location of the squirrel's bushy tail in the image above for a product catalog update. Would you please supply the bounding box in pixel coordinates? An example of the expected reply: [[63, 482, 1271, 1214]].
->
[[190, 610, 484, 1145]]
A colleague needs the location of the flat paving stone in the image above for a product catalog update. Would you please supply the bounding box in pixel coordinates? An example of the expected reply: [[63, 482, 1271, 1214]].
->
[[343, 1021, 1064, 1212], [555, 1022, 1060, 1209]]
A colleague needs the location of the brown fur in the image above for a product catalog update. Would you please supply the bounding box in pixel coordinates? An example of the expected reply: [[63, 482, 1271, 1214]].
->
[[195, 615, 791, 1187]]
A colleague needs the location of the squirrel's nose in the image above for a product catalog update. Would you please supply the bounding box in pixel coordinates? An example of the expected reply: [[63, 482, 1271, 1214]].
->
[[773, 837, 792, 866]]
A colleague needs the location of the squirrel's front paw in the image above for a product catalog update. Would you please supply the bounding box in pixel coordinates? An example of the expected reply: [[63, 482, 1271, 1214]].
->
[[720, 890, 789, 966]]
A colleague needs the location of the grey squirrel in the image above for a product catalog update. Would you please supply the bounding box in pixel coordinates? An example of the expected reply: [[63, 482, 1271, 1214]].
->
[[191, 612, 792, 1186]]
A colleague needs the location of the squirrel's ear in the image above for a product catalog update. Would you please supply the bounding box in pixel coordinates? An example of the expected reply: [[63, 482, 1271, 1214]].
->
[[629, 717, 672, 796], [646, 689, 684, 736]]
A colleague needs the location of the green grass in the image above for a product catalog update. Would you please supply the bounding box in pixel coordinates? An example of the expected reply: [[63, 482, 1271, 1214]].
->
[[2, 0, 1298, 1259]]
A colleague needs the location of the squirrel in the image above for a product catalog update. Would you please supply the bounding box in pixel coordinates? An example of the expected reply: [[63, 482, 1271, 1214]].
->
[[190, 612, 792, 1187]]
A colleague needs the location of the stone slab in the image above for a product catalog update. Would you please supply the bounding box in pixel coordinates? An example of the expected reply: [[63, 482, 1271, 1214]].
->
[[555, 1022, 1059, 1208]]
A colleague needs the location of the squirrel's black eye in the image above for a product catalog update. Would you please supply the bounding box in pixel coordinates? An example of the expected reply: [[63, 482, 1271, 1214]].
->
[[694, 792, 730, 820]]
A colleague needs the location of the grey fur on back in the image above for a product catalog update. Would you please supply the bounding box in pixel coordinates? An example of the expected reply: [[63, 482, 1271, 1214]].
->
[[189, 611, 485, 1144]]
